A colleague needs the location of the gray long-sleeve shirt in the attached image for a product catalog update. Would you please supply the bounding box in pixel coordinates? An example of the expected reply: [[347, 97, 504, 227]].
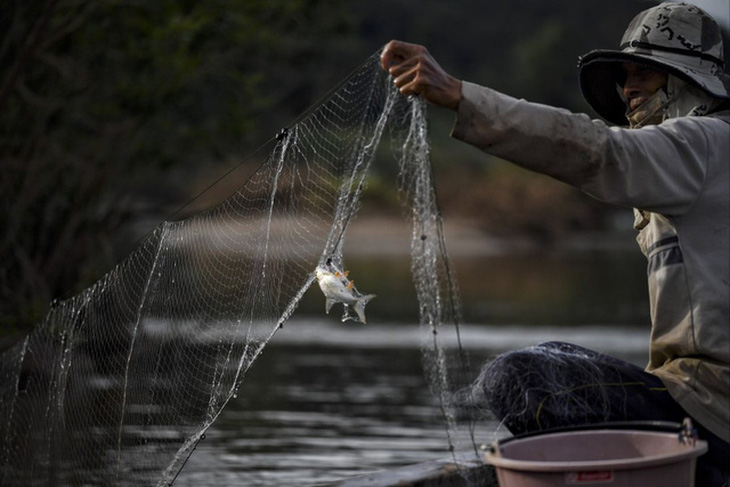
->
[[452, 81, 730, 443]]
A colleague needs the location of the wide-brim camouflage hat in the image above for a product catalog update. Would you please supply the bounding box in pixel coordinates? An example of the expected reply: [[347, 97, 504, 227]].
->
[[578, 2, 730, 125]]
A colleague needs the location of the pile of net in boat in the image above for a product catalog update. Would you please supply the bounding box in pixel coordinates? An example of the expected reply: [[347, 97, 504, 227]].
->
[[0, 51, 473, 485]]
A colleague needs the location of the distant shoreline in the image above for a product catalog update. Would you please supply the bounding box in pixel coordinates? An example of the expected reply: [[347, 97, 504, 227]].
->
[[344, 215, 639, 257]]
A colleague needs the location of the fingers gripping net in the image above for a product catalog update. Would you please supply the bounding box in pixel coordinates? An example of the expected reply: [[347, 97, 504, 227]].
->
[[0, 51, 468, 485]]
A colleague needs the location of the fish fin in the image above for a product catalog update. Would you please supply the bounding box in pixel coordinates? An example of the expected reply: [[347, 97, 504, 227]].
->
[[334, 271, 341, 278], [325, 298, 334, 314], [353, 294, 376, 324], [346, 281, 354, 290], [343, 270, 349, 278]]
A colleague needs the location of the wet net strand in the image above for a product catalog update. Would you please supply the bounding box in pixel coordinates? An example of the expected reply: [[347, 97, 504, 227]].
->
[[0, 50, 474, 486]]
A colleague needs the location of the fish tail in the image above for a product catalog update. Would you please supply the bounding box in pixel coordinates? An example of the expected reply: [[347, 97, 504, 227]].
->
[[353, 294, 376, 324]]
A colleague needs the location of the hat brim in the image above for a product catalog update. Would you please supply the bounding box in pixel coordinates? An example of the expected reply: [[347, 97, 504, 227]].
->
[[579, 49, 730, 125]]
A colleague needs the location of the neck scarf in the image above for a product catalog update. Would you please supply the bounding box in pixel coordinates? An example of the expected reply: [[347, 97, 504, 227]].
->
[[624, 75, 723, 128]]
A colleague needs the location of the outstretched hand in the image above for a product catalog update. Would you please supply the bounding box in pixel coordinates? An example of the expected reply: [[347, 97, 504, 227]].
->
[[380, 40, 462, 111]]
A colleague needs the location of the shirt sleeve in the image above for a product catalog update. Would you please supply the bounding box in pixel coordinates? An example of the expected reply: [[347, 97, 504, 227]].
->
[[451, 81, 711, 216]]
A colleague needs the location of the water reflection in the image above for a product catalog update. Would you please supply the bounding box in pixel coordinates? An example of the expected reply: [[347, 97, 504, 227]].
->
[[173, 238, 652, 485], [174, 320, 649, 486], [176, 340, 478, 486], [2, 234, 653, 486]]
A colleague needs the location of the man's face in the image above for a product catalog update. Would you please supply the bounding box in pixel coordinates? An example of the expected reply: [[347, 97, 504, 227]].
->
[[621, 62, 669, 112]]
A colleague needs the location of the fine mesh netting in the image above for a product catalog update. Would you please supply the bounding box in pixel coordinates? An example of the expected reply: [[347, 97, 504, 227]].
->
[[472, 341, 653, 434], [0, 51, 475, 486]]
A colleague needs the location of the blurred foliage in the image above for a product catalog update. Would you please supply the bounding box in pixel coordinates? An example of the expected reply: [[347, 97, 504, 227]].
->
[[0, 0, 354, 331], [4, 0, 719, 333]]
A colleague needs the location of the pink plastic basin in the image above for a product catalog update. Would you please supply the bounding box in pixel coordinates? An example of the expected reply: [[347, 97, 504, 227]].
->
[[485, 428, 707, 486]]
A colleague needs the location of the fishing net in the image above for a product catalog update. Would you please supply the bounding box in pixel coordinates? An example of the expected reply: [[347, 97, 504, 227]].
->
[[472, 341, 661, 434], [0, 50, 475, 486]]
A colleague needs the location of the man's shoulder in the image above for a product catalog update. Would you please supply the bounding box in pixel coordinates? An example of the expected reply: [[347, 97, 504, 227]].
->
[[706, 103, 730, 124], [664, 112, 730, 129], [707, 110, 730, 124]]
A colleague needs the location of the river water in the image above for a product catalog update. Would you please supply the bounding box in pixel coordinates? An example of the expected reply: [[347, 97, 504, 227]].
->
[[1, 219, 652, 486], [171, 227, 652, 486]]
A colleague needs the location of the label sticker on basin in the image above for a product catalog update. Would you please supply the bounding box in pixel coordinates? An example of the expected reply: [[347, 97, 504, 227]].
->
[[565, 471, 614, 484]]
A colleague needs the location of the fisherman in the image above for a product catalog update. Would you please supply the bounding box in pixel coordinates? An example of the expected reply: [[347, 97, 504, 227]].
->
[[381, 2, 729, 485]]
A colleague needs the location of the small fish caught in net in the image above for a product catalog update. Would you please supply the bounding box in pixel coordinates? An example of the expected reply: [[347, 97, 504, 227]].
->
[[0, 50, 476, 485]]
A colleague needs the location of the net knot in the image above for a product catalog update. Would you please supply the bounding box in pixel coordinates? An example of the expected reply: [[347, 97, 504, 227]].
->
[[276, 127, 289, 142]]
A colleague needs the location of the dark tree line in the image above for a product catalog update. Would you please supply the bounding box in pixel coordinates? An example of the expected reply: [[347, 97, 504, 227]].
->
[[0, 0, 353, 333]]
